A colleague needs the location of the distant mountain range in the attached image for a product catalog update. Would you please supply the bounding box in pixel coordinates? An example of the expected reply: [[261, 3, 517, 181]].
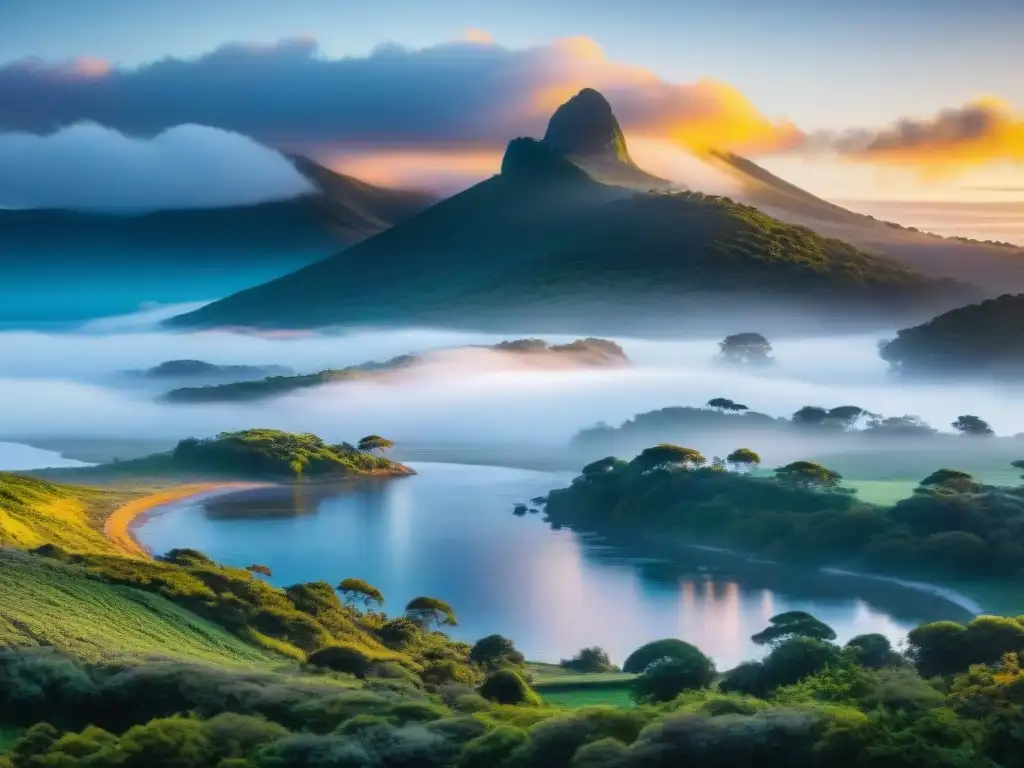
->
[[0, 158, 436, 324], [707, 151, 1024, 293], [167, 89, 976, 336]]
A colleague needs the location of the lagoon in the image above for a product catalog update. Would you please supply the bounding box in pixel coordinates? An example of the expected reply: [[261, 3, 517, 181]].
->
[[135, 462, 975, 668]]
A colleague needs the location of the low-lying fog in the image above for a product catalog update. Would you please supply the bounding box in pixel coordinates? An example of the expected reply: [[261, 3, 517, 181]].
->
[[1, 303, 1021, 462]]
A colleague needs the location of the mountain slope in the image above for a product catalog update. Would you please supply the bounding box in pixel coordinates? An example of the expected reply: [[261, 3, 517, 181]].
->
[[168, 91, 975, 335], [708, 151, 1024, 293], [1, 156, 436, 324], [167, 139, 627, 330]]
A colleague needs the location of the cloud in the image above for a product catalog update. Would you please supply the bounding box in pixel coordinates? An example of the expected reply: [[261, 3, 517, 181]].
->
[[808, 98, 1024, 177], [0, 37, 801, 159], [0, 122, 313, 210]]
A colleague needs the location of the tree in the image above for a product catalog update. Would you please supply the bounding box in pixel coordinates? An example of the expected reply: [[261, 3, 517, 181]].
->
[[718, 333, 773, 365], [907, 621, 968, 677], [336, 577, 384, 608], [579, 457, 626, 479], [559, 646, 616, 673], [726, 448, 761, 472], [632, 444, 706, 473], [952, 415, 994, 436], [917, 468, 980, 494], [827, 405, 865, 429], [791, 406, 829, 428], [631, 655, 716, 703], [751, 611, 837, 645], [707, 397, 749, 413], [405, 596, 458, 629], [245, 564, 272, 578], [622, 638, 711, 674], [773, 461, 843, 490], [845, 633, 900, 669], [1012, 459, 1024, 479], [358, 434, 396, 454], [470, 634, 525, 669]]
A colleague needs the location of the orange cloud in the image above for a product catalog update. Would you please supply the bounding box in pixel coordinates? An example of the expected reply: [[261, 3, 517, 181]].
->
[[327, 149, 500, 192], [523, 37, 803, 157], [461, 28, 495, 44], [825, 98, 1024, 178]]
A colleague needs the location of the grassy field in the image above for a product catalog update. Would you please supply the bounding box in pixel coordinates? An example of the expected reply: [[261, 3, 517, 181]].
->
[[528, 662, 637, 708], [0, 549, 281, 668], [0, 472, 154, 555]]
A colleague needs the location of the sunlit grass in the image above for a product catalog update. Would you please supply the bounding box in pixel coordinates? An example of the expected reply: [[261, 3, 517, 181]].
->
[[0, 550, 280, 667]]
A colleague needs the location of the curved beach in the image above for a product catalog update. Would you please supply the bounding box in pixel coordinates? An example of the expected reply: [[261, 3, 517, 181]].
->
[[104, 483, 271, 557]]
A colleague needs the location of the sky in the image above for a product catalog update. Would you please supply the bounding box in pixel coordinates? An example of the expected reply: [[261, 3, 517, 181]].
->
[[1, 0, 1021, 204]]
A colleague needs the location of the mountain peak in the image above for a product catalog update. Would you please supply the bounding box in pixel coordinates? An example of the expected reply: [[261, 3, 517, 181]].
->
[[542, 88, 633, 164], [499, 137, 594, 184]]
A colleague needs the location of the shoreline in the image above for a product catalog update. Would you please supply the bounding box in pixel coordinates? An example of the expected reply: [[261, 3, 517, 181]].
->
[[104, 483, 274, 557], [635, 539, 987, 616]]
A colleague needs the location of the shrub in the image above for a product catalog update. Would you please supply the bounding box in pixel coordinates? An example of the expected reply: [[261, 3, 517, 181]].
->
[[469, 635, 525, 670], [456, 725, 529, 768], [622, 638, 710, 674], [306, 644, 376, 677], [559, 647, 616, 673], [478, 670, 539, 706], [631, 656, 716, 703]]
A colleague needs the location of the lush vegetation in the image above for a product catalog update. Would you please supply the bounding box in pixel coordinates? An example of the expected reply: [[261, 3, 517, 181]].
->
[[0, 473, 139, 554], [83, 429, 411, 480], [541, 445, 1024, 580], [7, 603, 1024, 766], [881, 293, 1024, 378], [161, 339, 626, 403], [0, 550, 278, 667], [6, 469, 1024, 765]]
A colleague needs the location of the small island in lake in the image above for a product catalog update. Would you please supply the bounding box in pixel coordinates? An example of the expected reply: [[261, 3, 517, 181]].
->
[[160, 337, 628, 403], [39, 428, 413, 482]]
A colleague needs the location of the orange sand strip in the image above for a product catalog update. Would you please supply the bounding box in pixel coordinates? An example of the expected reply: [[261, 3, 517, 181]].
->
[[104, 483, 269, 558]]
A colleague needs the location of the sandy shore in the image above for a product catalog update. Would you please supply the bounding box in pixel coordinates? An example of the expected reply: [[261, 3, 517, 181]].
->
[[104, 483, 271, 557]]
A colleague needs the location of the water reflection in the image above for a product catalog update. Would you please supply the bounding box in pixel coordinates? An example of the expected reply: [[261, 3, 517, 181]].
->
[[137, 463, 975, 668]]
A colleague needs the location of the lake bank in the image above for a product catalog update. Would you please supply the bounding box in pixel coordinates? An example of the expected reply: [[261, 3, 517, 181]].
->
[[132, 462, 979, 667], [105, 483, 275, 557]]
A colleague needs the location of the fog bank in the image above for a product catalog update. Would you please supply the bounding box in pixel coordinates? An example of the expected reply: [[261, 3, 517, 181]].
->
[[2, 322, 1022, 458]]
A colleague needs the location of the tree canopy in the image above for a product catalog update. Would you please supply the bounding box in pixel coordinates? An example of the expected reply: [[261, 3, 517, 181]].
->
[[718, 333, 773, 365], [773, 461, 843, 490], [404, 596, 458, 628], [751, 611, 838, 645], [951, 415, 994, 437], [336, 578, 385, 608], [631, 444, 706, 473]]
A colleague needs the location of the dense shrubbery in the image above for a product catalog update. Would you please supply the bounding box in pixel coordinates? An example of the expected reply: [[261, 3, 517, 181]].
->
[[543, 446, 1024, 579], [6, 614, 1024, 767], [30, 544, 474, 682]]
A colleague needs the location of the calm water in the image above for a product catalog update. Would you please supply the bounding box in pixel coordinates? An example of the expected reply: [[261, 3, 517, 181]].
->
[[136, 462, 975, 668], [0, 442, 93, 470]]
